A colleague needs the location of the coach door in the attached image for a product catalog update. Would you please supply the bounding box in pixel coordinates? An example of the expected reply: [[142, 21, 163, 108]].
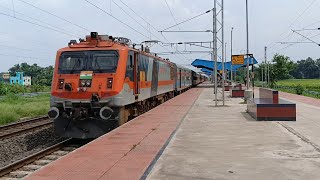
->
[[133, 52, 140, 99]]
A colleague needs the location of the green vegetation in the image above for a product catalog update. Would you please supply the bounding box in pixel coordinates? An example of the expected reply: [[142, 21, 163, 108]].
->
[[0, 83, 50, 96], [253, 54, 320, 99], [9, 62, 53, 86], [255, 79, 320, 99], [0, 94, 50, 125], [276, 79, 320, 92], [0, 62, 53, 125]]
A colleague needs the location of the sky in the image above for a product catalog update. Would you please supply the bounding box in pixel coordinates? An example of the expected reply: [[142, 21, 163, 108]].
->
[[0, 0, 319, 72]]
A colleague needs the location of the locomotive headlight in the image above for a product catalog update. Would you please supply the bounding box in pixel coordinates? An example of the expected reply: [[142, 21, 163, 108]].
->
[[58, 79, 64, 89], [86, 80, 91, 87], [80, 80, 86, 87], [107, 78, 113, 89]]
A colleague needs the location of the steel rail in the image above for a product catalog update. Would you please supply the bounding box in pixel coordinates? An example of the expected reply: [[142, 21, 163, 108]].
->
[[0, 138, 72, 177], [0, 116, 53, 140]]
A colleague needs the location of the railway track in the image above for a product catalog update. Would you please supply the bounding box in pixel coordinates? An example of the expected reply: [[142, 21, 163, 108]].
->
[[0, 138, 84, 179], [0, 116, 53, 140]]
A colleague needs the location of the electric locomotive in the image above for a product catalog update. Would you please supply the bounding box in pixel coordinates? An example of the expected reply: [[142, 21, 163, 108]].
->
[[48, 32, 195, 139]]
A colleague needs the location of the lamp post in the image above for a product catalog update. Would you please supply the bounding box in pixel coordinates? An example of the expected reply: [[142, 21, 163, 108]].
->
[[246, 0, 250, 89], [231, 27, 234, 81]]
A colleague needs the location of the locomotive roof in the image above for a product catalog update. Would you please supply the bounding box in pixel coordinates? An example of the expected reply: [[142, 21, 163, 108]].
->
[[58, 33, 177, 66]]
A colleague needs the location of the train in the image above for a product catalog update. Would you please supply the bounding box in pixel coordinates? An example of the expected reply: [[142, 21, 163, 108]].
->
[[48, 32, 206, 139]]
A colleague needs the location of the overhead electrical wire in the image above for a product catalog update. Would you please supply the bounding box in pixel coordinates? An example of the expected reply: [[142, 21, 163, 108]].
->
[[16, 0, 91, 32], [0, 44, 53, 55], [164, 0, 180, 30], [0, 4, 82, 38], [0, 12, 80, 38], [86, 0, 193, 65], [262, 0, 317, 52], [111, 0, 163, 41], [0, 52, 49, 61], [160, 9, 213, 32], [118, 0, 171, 42], [84, 0, 150, 40]]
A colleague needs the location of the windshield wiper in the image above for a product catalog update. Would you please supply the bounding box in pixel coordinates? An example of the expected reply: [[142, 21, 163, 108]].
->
[[69, 58, 81, 74], [94, 58, 103, 73]]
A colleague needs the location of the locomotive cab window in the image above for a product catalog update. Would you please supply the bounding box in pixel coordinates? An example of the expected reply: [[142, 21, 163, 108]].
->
[[58, 50, 119, 74], [89, 51, 119, 73]]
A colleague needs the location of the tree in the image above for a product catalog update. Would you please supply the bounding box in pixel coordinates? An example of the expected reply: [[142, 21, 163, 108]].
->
[[8, 63, 54, 86], [291, 57, 320, 79], [271, 54, 295, 81]]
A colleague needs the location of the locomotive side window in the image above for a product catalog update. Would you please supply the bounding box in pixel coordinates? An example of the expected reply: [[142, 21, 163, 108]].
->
[[126, 52, 134, 81], [139, 55, 149, 81]]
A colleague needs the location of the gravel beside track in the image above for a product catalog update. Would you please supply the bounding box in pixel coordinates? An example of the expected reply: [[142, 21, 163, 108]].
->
[[0, 127, 65, 168]]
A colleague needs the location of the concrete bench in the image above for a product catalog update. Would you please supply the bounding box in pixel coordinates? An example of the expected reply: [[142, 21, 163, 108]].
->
[[247, 88, 296, 121], [231, 84, 245, 97]]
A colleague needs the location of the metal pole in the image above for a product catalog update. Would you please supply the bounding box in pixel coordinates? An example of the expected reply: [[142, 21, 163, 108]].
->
[[246, 0, 250, 89], [264, 46, 267, 82], [211, 53, 214, 83], [222, 0, 225, 106], [267, 62, 270, 85], [213, 1, 218, 106], [225, 43, 227, 79], [231, 27, 233, 82], [261, 63, 264, 82]]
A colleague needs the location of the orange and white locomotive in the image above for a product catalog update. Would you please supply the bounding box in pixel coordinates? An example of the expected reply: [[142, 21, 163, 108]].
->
[[48, 32, 203, 139]]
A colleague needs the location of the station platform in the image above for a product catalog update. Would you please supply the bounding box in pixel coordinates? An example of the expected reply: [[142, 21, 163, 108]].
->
[[27, 83, 320, 180]]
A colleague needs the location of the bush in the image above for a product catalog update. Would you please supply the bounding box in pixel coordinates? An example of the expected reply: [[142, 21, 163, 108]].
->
[[295, 84, 305, 95], [31, 84, 45, 92]]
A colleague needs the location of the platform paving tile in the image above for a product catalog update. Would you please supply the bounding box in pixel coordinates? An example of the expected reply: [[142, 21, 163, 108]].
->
[[147, 87, 320, 180], [26, 87, 203, 180]]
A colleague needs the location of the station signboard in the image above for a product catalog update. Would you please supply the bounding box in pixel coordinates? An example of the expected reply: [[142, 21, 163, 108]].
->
[[232, 55, 245, 65]]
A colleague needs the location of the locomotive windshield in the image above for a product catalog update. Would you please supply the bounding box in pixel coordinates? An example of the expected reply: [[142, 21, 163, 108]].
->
[[58, 50, 119, 74]]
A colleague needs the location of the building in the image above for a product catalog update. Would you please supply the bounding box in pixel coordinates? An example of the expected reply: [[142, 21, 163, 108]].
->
[[24, 76, 32, 86], [10, 72, 32, 86], [0, 72, 10, 83]]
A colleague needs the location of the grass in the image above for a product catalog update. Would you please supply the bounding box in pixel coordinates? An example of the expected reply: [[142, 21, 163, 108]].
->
[[276, 79, 320, 93], [0, 94, 50, 125]]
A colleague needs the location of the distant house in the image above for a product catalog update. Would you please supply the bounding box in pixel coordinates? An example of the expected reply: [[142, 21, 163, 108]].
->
[[10, 72, 32, 86], [24, 76, 32, 86], [0, 72, 10, 83]]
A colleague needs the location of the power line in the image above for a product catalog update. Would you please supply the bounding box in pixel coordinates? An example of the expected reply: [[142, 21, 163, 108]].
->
[[0, 44, 53, 55], [0, 4, 82, 38], [164, 0, 180, 30], [0, 31, 52, 47], [17, 0, 91, 32], [111, 0, 163, 42], [88, 0, 193, 65], [262, 0, 318, 55], [0, 52, 50, 61], [118, 0, 172, 43], [84, 0, 150, 40], [0, 11, 80, 38], [292, 29, 320, 46], [160, 9, 212, 32]]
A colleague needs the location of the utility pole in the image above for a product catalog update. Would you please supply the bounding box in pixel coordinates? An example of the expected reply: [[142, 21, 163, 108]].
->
[[225, 42, 227, 79], [213, 3, 217, 106], [221, 0, 225, 106], [246, 0, 250, 89], [213, 0, 224, 106], [261, 63, 264, 82], [264, 46, 267, 83], [231, 27, 234, 81], [267, 62, 270, 85]]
